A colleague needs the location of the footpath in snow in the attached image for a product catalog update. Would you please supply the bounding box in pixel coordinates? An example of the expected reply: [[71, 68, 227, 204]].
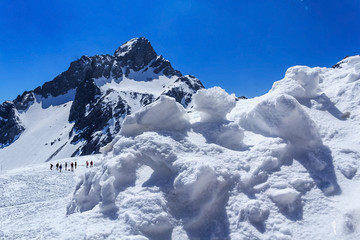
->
[[0, 156, 102, 240]]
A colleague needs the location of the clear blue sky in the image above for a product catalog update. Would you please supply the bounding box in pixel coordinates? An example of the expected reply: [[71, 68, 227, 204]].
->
[[1, 0, 359, 103]]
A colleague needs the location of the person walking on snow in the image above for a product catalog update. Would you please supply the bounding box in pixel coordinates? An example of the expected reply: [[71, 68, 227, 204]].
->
[[86, 161, 89, 168], [65, 162, 68, 170], [50, 163, 53, 170], [71, 162, 74, 171], [75, 161, 77, 169], [59, 164, 62, 172], [56, 163, 59, 170], [90, 161, 93, 168]]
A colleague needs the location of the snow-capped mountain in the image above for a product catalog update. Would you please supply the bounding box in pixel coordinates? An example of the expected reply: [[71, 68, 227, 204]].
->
[[0, 37, 204, 169]]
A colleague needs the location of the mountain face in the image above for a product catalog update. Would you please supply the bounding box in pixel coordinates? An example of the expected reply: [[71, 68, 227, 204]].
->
[[0, 101, 24, 148], [0, 37, 204, 166]]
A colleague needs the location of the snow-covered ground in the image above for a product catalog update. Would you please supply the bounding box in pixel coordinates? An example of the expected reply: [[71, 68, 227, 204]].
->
[[1, 56, 360, 239]]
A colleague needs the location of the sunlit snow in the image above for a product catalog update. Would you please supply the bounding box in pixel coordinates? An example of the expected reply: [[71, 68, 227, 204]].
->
[[1, 56, 360, 239]]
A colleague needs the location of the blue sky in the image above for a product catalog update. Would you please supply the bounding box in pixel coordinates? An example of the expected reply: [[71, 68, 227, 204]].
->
[[1, 0, 359, 103]]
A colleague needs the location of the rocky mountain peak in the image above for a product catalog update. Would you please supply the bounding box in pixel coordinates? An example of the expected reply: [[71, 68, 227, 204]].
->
[[114, 37, 157, 70], [114, 37, 154, 56]]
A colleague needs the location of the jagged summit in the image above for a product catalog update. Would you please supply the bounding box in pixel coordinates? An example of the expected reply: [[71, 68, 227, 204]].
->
[[114, 37, 157, 72], [114, 37, 155, 57], [31, 37, 181, 99], [113, 37, 181, 77]]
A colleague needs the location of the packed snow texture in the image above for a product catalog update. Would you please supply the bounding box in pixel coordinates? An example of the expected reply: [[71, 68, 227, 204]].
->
[[2, 56, 360, 239], [0, 94, 80, 170], [238, 94, 322, 148], [271, 66, 322, 99], [119, 96, 190, 137], [193, 86, 236, 122]]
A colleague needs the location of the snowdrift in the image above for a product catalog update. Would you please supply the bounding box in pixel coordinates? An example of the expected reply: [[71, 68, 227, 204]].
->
[[66, 55, 360, 240], [3, 56, 360, 240]]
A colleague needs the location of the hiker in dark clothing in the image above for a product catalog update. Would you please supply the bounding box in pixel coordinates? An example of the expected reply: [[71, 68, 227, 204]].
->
[[90, 161, 93, 168], [59, 164, 62, 172], [65, 162, 68, 170], [50, 163, 53, 170], [75, 162, 77, 169], [56, 163, 59, 170], [71, 162, 74, 171], [86, 161, 89, 168]]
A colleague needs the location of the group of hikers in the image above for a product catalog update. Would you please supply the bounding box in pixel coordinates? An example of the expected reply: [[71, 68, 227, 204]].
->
[[49, 160, 94, 172]]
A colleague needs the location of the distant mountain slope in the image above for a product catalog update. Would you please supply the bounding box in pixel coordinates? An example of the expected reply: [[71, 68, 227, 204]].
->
[[0, 37, 204, 169]]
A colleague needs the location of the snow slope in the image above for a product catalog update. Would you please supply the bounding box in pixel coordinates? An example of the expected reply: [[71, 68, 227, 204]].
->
[[1, 56, 360, 239], [0, 95, 80, 171]]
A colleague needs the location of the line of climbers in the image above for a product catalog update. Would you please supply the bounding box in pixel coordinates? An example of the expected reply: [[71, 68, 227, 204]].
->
[[49, 160, 94, 172]]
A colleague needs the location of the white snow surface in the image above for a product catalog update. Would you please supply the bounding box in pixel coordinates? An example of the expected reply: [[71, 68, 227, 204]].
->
[[114, 38, 140, 57], [2, 56, 360, 239], [97, 74, 178, 96], [0, 94, 80, 170], [119, 96, 190, 137]]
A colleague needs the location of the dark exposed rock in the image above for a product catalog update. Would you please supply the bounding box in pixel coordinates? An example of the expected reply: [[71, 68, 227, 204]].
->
[[34, 55, 117, 98], [70, 87, 131, 155], [236, 96, 247, 101], [34, 56, 93, 97], [69, 78, 101, 126], [114, 37, 157, 72], [161, 75, 204, 107], [332, 56, 355, 69], [0, 101, 24, 147], [140, 94, 155, 106], [14, 91, 35, 111], [151, 56, 182, 77]]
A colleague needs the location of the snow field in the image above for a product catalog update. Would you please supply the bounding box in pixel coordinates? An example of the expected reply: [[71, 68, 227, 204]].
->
[[0, 156, 99, 239]]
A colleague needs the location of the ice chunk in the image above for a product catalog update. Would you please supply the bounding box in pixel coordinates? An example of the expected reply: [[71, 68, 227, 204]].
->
[[338, 164, 357, 179], [268, 187, 301, 214], [290, 179, 314, 193], [120, 95, 190, 137], [239, 200, 269, 225], [193, 87, 236, 122], [239, 94, 322, 148], [271, 66, 322, 99]]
